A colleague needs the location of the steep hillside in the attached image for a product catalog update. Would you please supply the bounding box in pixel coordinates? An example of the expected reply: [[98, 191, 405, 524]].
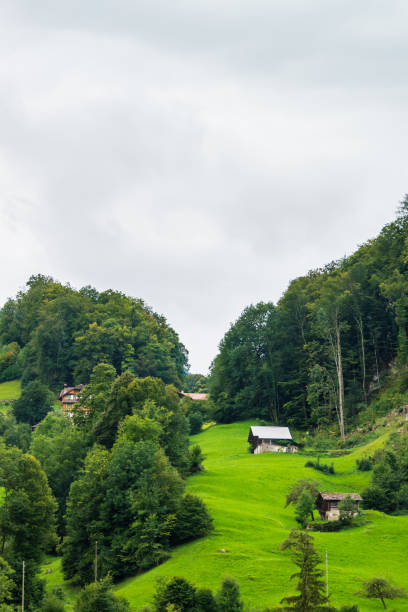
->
[[44, 420, 408, 611]]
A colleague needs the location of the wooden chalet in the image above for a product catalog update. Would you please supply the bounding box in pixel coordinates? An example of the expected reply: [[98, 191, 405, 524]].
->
[[316, 492, 362, 521], [59, 384, 84, 415], [248, 426, 298, 454]]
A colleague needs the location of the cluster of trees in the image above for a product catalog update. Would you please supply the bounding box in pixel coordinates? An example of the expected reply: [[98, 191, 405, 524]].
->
[[0, 444, 58, 610], [210, 200, 408, 436], [0, 361, 212, 608], [0, 274, 188, 390], [145, 575, 244, 612], [25, 368, 212, 585], [362, 434, 408, 513]]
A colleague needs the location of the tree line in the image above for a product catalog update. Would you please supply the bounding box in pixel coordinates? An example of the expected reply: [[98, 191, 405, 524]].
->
[[0, 274, 188, 390], [210, 198, 408, 437]]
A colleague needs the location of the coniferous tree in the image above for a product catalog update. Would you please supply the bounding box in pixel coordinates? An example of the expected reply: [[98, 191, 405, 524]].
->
[[280, 530, 327, 611]]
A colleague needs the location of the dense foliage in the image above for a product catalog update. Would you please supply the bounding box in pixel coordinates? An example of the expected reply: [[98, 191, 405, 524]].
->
[[0, 445, 57, 609], [210, 201, 408, 434], [58, 370, 212, 585], [151, 576, 243, 612], [0, 274, 188, 390], [362, 434, 408, 514]]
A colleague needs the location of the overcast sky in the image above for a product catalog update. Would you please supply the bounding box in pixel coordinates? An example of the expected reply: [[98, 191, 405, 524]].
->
[[0, 1, 407, 373]]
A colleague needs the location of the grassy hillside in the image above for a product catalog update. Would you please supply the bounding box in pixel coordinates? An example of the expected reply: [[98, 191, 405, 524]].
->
[[44, 421, 408, 611], [0, 379, 21, 400]]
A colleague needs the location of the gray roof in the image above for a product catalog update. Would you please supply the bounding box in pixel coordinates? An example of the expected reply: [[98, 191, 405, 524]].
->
[[319, 492, 362, 502], [250, 426, 293, 440]]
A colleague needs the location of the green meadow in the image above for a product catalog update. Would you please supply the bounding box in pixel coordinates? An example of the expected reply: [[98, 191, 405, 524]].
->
[[45, 421, 408, 611], [0, 379, 21, 400]]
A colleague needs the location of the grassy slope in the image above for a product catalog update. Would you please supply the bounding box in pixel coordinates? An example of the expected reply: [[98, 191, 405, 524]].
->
[[44, 421, 408, 611], [114, 422, 408, 611], [0, 379, 21, 400]]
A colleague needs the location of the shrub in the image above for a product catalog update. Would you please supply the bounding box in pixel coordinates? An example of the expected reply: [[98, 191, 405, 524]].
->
[[356, 457, 373, 471], [154, 577, 196, 612], [308, 521, 343, 532], [74, 577, 129, 611], [216, 577, 244, 612], [195, 588, 218, 612], [339, 496, 357, 525], [189, 445, 204, 473], [304, 459, 335, 474], [171, 494, 213, 544], [188, 412, 203, 435]]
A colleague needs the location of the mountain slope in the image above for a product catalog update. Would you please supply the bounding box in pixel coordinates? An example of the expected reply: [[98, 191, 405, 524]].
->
[[111, 421, 408, 611]]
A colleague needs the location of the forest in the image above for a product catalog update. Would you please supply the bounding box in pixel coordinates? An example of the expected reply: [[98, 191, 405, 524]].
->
[[0, 278, 214, 610], [210, 198, 408, 439], [0, 274, 188, 390]]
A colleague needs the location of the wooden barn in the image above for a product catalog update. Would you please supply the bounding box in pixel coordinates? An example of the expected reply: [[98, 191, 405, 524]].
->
[[248, 426, 297, 454], [316, 492, 362, 521]]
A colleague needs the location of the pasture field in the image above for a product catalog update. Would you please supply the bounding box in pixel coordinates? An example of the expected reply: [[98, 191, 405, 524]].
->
[[45, 421, 408, 611], [0, 379, 21, 400]]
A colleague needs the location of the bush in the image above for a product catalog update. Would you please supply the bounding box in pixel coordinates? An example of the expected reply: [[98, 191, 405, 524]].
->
[[308, 521, 343, 532], [42, 592, 66, 612], [356, 457, 373, 471], [189, 412, 203, 435], [304, 459, 335, 474], [154, 577, 196, 612], [74, 577, 129, 611], [171, 494, 213, 544], [195, 588, 218, 612], [216, 577, 244, 612], [189, 445, 204, 473]]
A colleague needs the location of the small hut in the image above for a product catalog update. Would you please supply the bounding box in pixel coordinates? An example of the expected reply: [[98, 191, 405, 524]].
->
[[316, 492, 362, 521], [248, 426, 297, 454]]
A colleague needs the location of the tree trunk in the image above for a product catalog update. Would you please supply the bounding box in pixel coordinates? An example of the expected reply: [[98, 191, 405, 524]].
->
[[356, 314, 367, 404], [380, 596, 387, 609], [335, 322, 345, 441]]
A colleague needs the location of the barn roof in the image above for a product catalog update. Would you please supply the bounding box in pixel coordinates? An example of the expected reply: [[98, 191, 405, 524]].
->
[[318, 492, 362, 502], [249, 426, 293, 440]]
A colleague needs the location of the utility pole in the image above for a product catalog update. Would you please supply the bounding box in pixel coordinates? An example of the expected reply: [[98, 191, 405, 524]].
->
[[22, 560, 25, 612], [94, 540, 98, 583], [325, 550, 329, 603]]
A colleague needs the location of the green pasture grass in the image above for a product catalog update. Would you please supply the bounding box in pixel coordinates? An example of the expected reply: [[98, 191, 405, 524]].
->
[[0, 379, 21, 400], [40, 555, 78, 610], [44, 421, 408, 611]]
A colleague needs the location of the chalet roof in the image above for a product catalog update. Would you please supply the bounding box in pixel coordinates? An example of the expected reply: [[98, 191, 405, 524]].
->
[[181, 392, 209, 401], [318, 492, 362, 502], [249, 426, 293, 441], [59, 384, 84, 401]]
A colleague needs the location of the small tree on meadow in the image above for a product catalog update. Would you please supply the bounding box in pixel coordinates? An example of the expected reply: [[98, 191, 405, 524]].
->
[[338, 496, 357, 525], [295, 491, 315, 528], [355, 577, 406, 609], [153, 577, 196, 612], [216, 577, 244, 612], [280, 529, 327, 611], [74, 577, 129, 611], [285, 479, 319, 521], [195, 588, 218, 612]]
